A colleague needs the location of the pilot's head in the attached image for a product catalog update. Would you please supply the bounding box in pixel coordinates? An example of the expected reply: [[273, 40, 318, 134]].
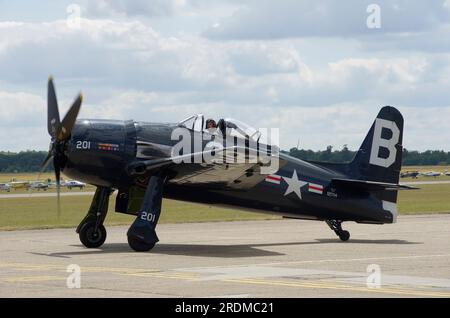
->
[[206, 119, 217, 129]]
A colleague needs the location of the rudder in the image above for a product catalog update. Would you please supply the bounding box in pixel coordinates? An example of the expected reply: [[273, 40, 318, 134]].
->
[[349, 106, 404, 185]]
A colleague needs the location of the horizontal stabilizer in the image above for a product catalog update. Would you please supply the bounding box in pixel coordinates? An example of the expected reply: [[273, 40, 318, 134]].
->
[[331, 178, 418, 191]]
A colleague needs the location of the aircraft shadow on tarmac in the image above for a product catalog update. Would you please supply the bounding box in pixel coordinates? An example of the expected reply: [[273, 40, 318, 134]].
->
[[30, 239, 420, 259]]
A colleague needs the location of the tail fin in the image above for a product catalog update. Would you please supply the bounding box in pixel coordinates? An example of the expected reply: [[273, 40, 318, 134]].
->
[[349, 105, 404, 184], [309, 106, 404, 223], [348, 106, 404, 221]]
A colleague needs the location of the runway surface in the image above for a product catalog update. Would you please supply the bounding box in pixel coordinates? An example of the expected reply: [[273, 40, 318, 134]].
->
[[401, 180, 450, 185], [0, 215, 449, 298]]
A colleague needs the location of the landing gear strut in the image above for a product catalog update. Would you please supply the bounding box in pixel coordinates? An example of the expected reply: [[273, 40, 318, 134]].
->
[[76, 186, 112, 248], [326, 220, 350, 242], [127, 175, 164, 252]]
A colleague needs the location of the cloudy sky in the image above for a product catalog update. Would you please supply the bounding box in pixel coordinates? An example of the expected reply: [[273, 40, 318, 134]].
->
[[1, 0, 450, 152]]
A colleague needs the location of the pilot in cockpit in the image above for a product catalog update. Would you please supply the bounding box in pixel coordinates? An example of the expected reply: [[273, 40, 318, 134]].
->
[[205, 118, 218, 134]]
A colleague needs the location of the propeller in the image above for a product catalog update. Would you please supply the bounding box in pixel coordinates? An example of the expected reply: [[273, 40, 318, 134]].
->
[[41, 76, 83, 217]]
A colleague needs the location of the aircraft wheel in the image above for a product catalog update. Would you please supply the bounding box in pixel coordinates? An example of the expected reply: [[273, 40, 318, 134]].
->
[[339, 230, 350, 242], [79, 222, 107, 248], [127, 236, 155, 252]]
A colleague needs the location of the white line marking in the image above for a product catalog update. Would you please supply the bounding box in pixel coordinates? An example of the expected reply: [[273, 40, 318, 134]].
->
[[401, 181, 450, 185]]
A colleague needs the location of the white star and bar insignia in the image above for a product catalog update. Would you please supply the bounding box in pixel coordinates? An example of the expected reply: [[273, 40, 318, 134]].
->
[[283, 170, 308, 199], [264, 170, 324, 199]]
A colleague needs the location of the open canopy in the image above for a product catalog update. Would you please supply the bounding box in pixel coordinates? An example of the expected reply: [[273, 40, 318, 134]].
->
[[178, 114, 262, 141]]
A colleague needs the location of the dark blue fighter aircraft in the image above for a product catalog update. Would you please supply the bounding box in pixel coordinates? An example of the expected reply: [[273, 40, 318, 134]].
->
[[42, 78, 414, 251]]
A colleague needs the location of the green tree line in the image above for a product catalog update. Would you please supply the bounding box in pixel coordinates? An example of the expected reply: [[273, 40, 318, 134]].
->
[[1, 148, 449, 173], [287, 146, 450, 166], [0, 151, 52, 173]]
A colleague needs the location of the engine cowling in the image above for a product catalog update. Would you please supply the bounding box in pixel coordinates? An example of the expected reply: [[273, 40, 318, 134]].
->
[[62, 119, 137, 188]]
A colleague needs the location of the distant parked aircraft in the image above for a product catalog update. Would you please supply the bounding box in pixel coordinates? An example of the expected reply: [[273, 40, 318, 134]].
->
[[400, 171, 419, 179], [65, 180, 86, 190], [9, 181, 30, 190], [421, 171, 441, 177], [0, 183, 11, 192], [28, 182, 49, 191]]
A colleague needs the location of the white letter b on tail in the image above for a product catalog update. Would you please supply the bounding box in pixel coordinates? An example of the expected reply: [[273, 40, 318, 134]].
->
[[369, 118, 399, 168]]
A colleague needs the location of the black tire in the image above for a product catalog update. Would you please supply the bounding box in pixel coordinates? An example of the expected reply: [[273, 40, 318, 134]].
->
[[127, 236, 155, 252], [79, 222, 107, 248], [339, 230, 350, 242]]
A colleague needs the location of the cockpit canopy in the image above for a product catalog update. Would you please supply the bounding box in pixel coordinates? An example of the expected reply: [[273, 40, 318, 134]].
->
[[178, 114, 262, 142]]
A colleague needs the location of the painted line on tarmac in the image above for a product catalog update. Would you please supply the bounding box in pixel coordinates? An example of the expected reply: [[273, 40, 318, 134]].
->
[[0, 262, 199, 282], [257, 253, 450, 267], [177, 253, 450, 271], [223, 278, 450, 298], [5, 275, 65, 283], [2, 261, 449, 297]]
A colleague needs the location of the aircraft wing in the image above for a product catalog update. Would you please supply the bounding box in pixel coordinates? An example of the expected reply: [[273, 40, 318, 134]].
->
[[127, 146, 287, 190], [331, 178, 419, 191]]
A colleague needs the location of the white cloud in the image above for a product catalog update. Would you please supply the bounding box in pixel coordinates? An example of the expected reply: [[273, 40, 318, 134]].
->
[[361, 23, 450, 53], [0, 2, 449, 152], [1, 85, 449, 152], [203, 0, 450, 40], [84, 0, 186, 18], [0, 91, 45, 126], [0, 90, 47, 151], [1, 18, 447, 109]]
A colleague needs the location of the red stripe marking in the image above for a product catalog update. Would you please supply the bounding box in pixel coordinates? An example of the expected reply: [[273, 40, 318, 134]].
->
[[266, 176, 281, 181], [309, 185, 323, 191]]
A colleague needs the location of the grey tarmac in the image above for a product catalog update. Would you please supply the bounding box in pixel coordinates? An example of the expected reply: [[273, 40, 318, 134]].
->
[[0, 214, 449, 297]]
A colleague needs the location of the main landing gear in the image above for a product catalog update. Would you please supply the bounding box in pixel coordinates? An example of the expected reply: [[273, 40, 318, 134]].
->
[[326, 220, 350, 242], [76, 187, 112, 248], [127, 175, 164, 252]]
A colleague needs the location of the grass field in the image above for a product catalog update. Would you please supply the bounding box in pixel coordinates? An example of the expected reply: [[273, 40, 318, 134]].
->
[[0, 172, 55, 182], [1, 166, 449, 188], [0, 196, 278, 231], [0, 169, 449, 230], [397, 184, 450, 214], [0, 183, 448, 231]]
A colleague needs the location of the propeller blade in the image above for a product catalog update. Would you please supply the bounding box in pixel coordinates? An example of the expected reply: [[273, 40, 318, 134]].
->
[[57, 93, 82, 141], [46, 76, 82, 219], [40, 151, 53, 173], [53, 156, 61, 218], [47, 77, 61, 138], [38, 151, 53, 183]]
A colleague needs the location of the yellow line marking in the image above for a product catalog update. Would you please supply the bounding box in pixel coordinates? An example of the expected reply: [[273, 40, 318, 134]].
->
[[2, 261, 448, 297], [0, 262, 199, 281], [123, 272, 198, 280], [1, 263, 62, 271], [6, 275, 64, 283], [223, 278, 450, 297], [175, 254, 450, 271]]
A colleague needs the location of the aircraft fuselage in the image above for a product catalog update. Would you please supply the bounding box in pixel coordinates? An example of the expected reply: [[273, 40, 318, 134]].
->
[[62, 119, 394, 224]]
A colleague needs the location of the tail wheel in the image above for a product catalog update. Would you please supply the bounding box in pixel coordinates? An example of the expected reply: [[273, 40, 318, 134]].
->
[[339, 230, 350, 242], [79, 221, 107, 248]]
